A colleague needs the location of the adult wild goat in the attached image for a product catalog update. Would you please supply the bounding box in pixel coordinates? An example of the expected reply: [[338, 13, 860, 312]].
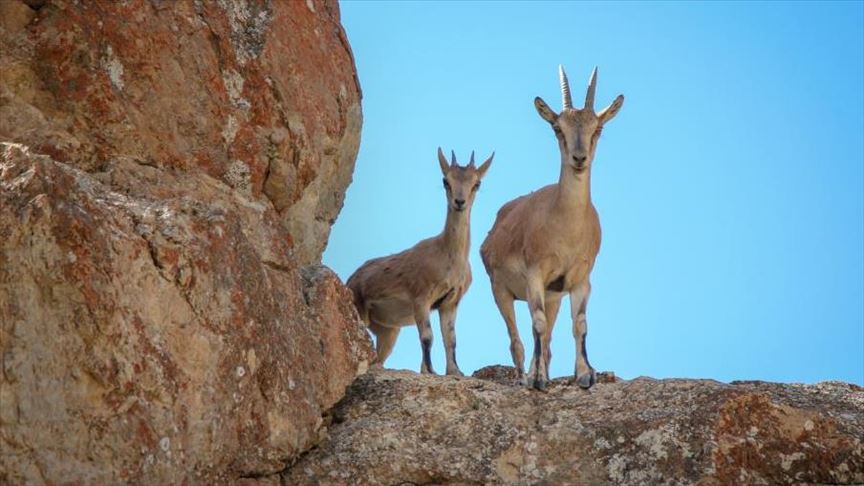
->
[[480, 66, 624, 390], [348, 148, 493, 376]]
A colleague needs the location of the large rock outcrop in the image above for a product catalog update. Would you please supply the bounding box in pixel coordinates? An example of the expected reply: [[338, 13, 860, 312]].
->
[[0, 0, 360, 264], [285, 367, 864, 485], [4, 2, 860, 485], [0, 0, 369, 483]]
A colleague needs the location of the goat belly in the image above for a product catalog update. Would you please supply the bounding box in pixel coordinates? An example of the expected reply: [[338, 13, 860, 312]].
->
[[368, 296, 415, 327]]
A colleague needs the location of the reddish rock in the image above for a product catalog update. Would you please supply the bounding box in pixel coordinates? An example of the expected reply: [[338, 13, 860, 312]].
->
[[0, 0, 369, 482], [0, 144, 372, 483], [0, 0, 360, 264]]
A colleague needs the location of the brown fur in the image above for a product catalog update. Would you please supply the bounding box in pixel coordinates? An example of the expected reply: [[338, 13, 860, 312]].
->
[[347, 148, 492, 375], [480, 66, 623, 390]]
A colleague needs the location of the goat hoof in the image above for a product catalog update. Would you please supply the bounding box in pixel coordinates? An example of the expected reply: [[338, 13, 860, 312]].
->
[[574, 370, 596, 389], [446, 368, 464, 377], [532, 377, 548, 391], [420, 367, 438, 375]]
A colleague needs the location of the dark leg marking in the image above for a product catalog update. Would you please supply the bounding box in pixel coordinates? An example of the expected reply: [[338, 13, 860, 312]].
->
[[575, 330, 596, 389], [421, 336, 433, 371], [449, 321, 458, 367], [580, 332, 592, 368], [532, 329, 542, 363], [532, 329, 547, 391]]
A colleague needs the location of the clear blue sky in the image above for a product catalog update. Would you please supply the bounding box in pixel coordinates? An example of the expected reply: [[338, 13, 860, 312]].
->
[[324, 1, 864, 385]]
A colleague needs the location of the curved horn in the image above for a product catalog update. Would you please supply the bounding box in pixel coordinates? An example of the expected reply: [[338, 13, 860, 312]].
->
[[559, 65, 572, 110], [585, 66, 598, 111], [469, 150, 476, 167], [450, 150, 457, 167]]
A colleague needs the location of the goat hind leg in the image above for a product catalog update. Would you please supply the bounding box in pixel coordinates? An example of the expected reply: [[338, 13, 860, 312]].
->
[[492, 284, 525, 382], [369, 322, 400, 367]]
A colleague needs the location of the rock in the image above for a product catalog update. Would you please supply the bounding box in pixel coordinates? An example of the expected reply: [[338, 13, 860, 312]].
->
[[284, 368, 864, 485], [471, 364, 521, 384], [0, 144, 372, 483], [0, 143, 372, 483], [472, 365, 621, 385], [0, 0, 361, 264], [0, 0, 370, 482], [0, 0, 36, 34]]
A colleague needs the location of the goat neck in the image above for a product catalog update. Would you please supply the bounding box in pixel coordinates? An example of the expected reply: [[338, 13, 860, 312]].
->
[[442, 204, 471, 260], [555, 150, 594, 211]]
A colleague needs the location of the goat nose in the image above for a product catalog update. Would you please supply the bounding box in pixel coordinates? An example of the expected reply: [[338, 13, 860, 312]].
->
[[455, 199, 465, 207], [572, 155, 587, 164]]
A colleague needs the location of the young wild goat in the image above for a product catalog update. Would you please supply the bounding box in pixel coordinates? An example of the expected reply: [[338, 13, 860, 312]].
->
[[347, 148, 493, 375], [480, 66, 624, 390]]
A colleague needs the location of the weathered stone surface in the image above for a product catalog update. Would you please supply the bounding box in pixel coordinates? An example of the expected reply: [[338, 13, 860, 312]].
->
[[0, 0, 369, 482], [0, 0, 361, 264], [0, 144, 372, 483], [473, 364, 620, 386], [284, 367, 864, 485]]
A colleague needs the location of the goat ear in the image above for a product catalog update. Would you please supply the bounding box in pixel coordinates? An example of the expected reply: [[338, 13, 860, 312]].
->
[[534, 97, 557, 124], [437, 147, 449, 175], [598, 95, 624, 125], [477, 152, 494, 179]]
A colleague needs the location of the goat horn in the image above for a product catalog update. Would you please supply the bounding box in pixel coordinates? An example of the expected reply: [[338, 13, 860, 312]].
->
[[585, 66, 598, 111], [469, 150, 476, 167], [450, 150, 457, 167], [559, 65, 572, 110]]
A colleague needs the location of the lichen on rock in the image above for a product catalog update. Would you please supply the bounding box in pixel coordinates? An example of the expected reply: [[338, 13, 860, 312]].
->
[[0, 0, 369, 483], [283, 367, 864, 485], [0, 0, 361, 264]]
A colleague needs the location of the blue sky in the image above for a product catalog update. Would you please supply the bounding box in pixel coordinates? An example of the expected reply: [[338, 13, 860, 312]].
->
[[324, 1, 864, 385]]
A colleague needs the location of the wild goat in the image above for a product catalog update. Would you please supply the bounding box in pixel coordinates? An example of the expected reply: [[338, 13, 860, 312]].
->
[[480, 66, 624, 390], [347, 148, 493, 375]]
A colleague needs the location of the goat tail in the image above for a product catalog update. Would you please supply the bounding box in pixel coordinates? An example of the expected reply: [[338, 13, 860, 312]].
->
[[345, 274, 369, 324]]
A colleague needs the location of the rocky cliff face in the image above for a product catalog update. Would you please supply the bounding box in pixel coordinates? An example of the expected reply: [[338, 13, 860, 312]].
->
[[3, 2, 862, 485], [285, 367, 864, 485], [0, 0, 360, 265], [0, 0, 370, 483]]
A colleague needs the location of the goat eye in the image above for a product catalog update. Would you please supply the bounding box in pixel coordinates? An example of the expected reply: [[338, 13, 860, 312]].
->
[[473, 182, 481, 191], [442, 178, 450, 189]]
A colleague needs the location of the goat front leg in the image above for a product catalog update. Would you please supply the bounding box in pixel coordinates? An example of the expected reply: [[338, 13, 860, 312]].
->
[[437, 303, 463, 376], [492, 283, 525, 383], [526, 274, 549, 391], [570, 281, 596, 389], [414, 305, 437, 375]]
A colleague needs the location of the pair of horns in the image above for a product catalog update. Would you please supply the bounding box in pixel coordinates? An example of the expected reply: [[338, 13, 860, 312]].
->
[[559, 65, 597, 112], [439, 147, 478, 167]]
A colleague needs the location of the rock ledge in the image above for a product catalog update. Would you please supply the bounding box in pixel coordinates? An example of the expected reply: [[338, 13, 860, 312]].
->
[[285, 367, 863, 485]]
